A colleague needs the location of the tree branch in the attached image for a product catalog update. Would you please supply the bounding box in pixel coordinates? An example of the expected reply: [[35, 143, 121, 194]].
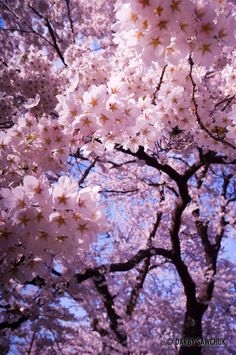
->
[[102, 188, 139, 195], [188, 56, 236, 150], [152, 65, 168, 104], [64, 0, 75, 42], [28, 4, 67, 66], [93, 273, 127, 346], [115, 146, 181, 183], [0, 315, 28, 330], [78, 157, 98, 186], [126, 212, 162, 316], [75, 247, 173, 284]]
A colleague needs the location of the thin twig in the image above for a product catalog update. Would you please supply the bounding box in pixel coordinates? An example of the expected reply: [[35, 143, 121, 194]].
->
[[27, 331, 36, 355], [28, 4, 67, 66], [152, 65, 168, 104], [78, 157, 98, 186], [102, 188, 139, 194], [188, 56, 236, 150], [64, 0, 75, 42]]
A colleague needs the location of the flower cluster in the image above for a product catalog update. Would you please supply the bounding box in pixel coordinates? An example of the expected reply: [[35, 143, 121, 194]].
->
[[220, 48, 236, 97], [0, 47, 62, 120], [64, 45, 113, 89], [53, 1, 236, 158], [57, 58, 236, 157], [113, 0, 236, 67], [0, 175, 104, 283], [0, 113, 70, 186]]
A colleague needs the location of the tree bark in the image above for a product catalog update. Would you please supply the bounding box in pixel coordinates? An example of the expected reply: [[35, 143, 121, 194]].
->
[[179, 304, 207, 355]]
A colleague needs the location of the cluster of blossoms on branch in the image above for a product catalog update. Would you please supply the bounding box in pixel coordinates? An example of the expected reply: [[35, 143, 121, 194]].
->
[[56, 63, 236, 157], [53, 0, 236, 159], [0, 0, 116, 127], [0, 174, 104, 283], [0, 0, 236, 353], [0, 113, 69, 186], [0, 47, 63, 129], [113, 0, 236, 66]]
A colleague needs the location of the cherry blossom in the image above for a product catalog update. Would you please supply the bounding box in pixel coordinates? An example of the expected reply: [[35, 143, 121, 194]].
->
[[0, 1, 236, 354]]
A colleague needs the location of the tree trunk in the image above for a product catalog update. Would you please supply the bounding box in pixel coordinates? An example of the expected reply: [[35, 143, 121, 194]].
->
[[178, 304, 207, 355]]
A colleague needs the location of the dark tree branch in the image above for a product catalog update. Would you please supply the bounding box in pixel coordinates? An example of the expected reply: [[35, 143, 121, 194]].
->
[[64, 0, 75, 42], [126, 212, 162, 316], [0, 315, 28, 330], [45, 18, 67, 66], [102, 189, 139, 195], [188, 56, 236, 150], [28, 4, 67, 66], [93, 273, 127, 346], [169, 199, 188, 256], [115, 146, 181, 183], [78, 157, 98, 186], [214, 95, 235, 111], [1, 2, 54, 48], [173, 256, 198, 309], [107, 159, 136, 169], [0, 121, 15, 129], [144, 180, 179, 198], [115, 145, 200, 312], [152, 64, 168, 104], [75, 247, 173, 284], [0, 57, 8, 67], [126, 258, 150, 316], [27, 331, 36, 355], [193, 174, 231, 306], [214, 174, 232, 249], [116, 146, 192, 203]]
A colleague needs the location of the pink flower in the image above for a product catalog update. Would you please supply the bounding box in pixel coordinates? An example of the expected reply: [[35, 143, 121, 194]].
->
[[1, 186, 30, 211], [216, 14, 236, 46], [192, 39, 221, 67], [82, 85, 107, 113], [73, 113, 99, 136], [57, 91, 83, 125], [23, 175, 50, 204], [52, 175, 78, 210], [77, 186, 101, 219], [13, 208, 37, 234], [50, 211, 72, 236]]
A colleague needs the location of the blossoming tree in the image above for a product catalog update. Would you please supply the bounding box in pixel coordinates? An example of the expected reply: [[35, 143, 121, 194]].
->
[[0, 0, 236, 354]]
